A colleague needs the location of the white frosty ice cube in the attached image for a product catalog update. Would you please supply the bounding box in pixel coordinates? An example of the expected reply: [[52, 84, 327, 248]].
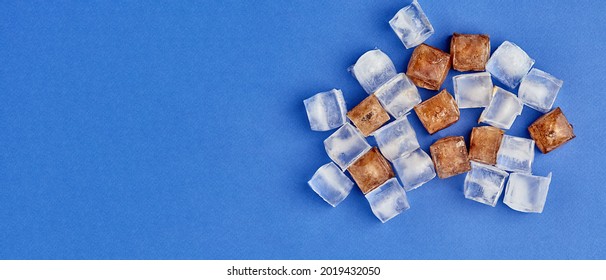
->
[[392, 148, 435, 191], [371, 115, 420, 161], [308, 162, 355, 207], [351, 49, 397, 94], [479, 86, 523, 129], [453, 72, 494, 108], [374, 73, 421, 118], [518, 68, 564, 113], [324, 123, 371, 170], [504, 172, 552, 213], [496, 135, 535, 173], [303, 89, 347, 131], [464, 161, 509, 207], [389, 0, 434, 49], [485, 41, 534, 89], [365, 178, 410, 223]]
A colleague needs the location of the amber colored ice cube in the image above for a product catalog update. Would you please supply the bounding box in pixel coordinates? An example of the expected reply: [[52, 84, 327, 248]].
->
[[347, 95, 390, 136], [406, 43, 451, 90], [450, 33, 490, 72], [348, 147, 395, 194], [413, 89, 460, 134], [469, 126, 504, 165], [430, 136, 471, 179], [528, 107, 575, 154]]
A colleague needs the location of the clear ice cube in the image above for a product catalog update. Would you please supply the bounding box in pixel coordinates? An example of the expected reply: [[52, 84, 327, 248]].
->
[[365, 178, 410, 223], [389, 0, 434, 49], [453, 72, 494, 108], [324, 123, 372, 170], [479, 86, 523, 129], [371, 115, 420, 161], [518, 68, 564, 113], [351, 50, 397, 94], [503, 172, 552, 213], [464, 161, 509, 207], [308, 162, 355, 207], [392, 148, 436, 191], [374, 73, 421, 118], [303, 89, 347, 131], [485, 41, 535, 89], [496, 135, 535, 173]]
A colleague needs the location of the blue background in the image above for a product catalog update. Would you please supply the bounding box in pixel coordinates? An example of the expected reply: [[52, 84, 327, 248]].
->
[[0, 1, 604, 259]]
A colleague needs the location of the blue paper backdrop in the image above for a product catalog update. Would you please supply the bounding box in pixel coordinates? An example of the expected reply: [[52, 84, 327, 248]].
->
[[0, 1, 605, 259]]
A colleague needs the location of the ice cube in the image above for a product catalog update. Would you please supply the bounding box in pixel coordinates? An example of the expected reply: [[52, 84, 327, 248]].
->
[[303, 89, 348, 131], [347, 147, 395, 194], [351, 49, 397, 94], [485, 41, 534, 89], [414, 89, 460, 134], [479, 86, 523, 130], [468, 126, 504, 165], [347, 95, 390, 136], [518, 68, 564, 113], [389, 0, 434, 49], [503, 172, 552, 213], [430, 136, 471, 179], [374, 73, 421, 118], [371, 115, 420, 161], [308, 162, 355, 207], [392, 148, 436, 191], [450, 33, 490, 72], [324, 123, 372, 170], [528, 107, 575, 154], [365, 178, 410, 223], [464, 161, 509, 207], [496, 135, 535, 173], [453, 72, 494, 108], [406, 44, 451, 90]]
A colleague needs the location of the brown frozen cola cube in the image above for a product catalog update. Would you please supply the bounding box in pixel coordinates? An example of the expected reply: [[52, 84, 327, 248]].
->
[[348, 147, 395, 194], [406, 43, 451, 90], [450, 33, 490, 72], [347, 95, 390, 136], [528, 107, 575, 154], [430, 136, 471, 179], [413, 89, 460, 134], [469, 126, 504, 165]]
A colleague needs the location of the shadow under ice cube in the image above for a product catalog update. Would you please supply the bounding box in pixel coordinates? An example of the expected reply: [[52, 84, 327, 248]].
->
[[303, 89, 347, 131], [479, 86, 523, 130], [496, 135, 535, 173], [485, 41, 534, 89], [374, 73, 421, 118], [351, 49, 397, 94], [504, 172, 552, 213], [464, 161, 508, 207], [324, 123, 371, 170], [389, 0, 434, 49], [393, 148, 436, 191], [365, 178, 410, 223], [308, 162, 355, 207]]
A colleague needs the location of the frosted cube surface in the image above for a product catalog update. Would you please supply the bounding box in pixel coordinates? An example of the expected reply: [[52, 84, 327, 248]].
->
[[485, 41, 534, 89], [308, 162, 354, 207], [389, 0, 434, 49], [365, 178, 410, 223], [464, 161, 509, 207], [518, 68, 564, 113], [351, 50, 397, 94], [371, 116, 420, 161], [504, 172, 552, 213], [496, 135, 535, 173], [392, 148, 436, 191], [303, 89, 347, 131], [479, 87, 523, 129], [375, 73, 421, 118], [453, 72, 494, 108], [324, 123, 371, 170]]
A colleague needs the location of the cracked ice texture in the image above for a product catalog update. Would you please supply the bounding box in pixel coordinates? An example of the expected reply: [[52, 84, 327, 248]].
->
[[464, 161, 509, 207], [392, 148, 436, 191], [372, 115, 420, 161], [389, 0, 434, 49], [518, 68, 563, 113], [485, 41, 534, 89], [304, 89, 347, 131], [365, 178, 410, 223], [324, 123, 371, 170], [504, 172, 552, 213], [351, 50, 397, 94], [308, 162, 354, 207], [374, 73, 421, 119], [453, 72, 493, 108], [496, 135, 535, 173], [479, 86, 523, 130]]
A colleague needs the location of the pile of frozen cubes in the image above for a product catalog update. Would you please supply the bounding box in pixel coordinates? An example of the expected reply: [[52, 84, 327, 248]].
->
[[304, 0, 575, 223]]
